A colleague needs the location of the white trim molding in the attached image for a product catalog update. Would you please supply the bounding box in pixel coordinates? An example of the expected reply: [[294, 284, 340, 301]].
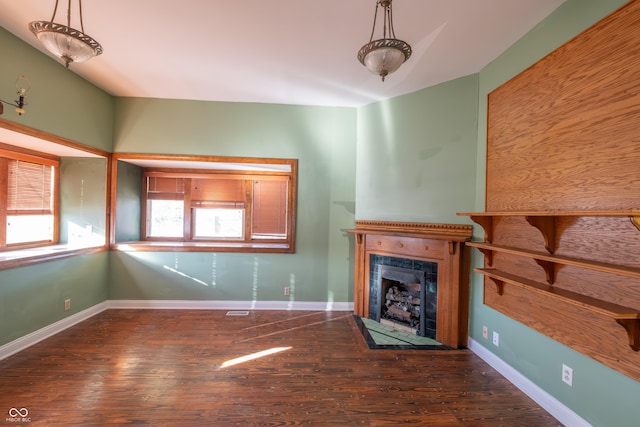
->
[[107, 300, 354, 311], [468, 337, 591, 427], [0, 301, 109, 361]]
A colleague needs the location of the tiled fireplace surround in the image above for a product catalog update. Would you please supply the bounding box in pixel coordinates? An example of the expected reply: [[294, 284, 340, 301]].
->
[[349, 220, 473, 348], [370, 257, 438, 338]]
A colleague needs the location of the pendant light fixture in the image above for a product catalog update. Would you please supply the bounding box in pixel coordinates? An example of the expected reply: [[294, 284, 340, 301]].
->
[[29, 0, 103, 68], [357, 0, 412, 82]]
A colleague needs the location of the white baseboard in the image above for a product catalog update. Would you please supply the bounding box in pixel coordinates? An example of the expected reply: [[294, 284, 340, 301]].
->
[[0, 300, 353, 361], [468, 337, 591, 427], [107, 299, 354, 311], [0, 301, 109, 361]]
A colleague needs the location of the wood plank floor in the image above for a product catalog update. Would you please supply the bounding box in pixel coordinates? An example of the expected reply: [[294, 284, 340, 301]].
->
[[0, 310, 560, 426]]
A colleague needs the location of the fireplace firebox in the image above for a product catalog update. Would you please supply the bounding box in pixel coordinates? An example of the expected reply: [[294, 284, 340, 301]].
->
[[370, 262, 438, 338]]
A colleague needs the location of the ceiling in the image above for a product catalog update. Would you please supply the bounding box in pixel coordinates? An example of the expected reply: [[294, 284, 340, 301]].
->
[[0, 0, 565, 108]]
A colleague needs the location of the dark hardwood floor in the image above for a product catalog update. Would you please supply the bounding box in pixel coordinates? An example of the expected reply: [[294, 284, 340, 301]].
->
[[0, 310, 560, 426]]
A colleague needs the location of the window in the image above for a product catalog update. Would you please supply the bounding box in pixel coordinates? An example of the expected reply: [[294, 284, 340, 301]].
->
[[0, 123, 109, 270], [142, 172, 291, 247], [0, 148, 59, 250], [252, 179, 288, 239], [113, 155, 297, 253]]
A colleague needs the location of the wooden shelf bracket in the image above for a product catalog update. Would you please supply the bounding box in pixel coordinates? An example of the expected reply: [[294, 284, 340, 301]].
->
[[631, 216, 640, 233], [476, 247, 494, 266], [534, 259, 556, 285], [470, 215, 493, 243], [525, 216, 557, 253], [485, 275, 505, 296], [616, 319, 640, 352]]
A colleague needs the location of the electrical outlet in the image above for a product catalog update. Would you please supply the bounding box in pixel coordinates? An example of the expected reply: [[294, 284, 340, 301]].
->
[[482, 325, 488, 339], [492, 331, 499, 347], [64, 298, 71, 311], [284, 287, 290, 296], [562, 364, 573, 386]]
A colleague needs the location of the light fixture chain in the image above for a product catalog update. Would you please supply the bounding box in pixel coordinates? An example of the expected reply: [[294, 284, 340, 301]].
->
[[66, 0, 71, 27], [383, 4, 389, 39], [50, 0, 60, 22], [388, 2, 397, 39], [78, 0, 85, 34], [368, 2, 380, 43]]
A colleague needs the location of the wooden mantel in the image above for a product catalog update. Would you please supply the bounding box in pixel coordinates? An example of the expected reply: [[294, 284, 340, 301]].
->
[[348, 220, 473, 348]]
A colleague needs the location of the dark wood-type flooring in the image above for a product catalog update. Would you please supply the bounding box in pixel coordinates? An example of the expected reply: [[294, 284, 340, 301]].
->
[[0, 310, 560, 426]]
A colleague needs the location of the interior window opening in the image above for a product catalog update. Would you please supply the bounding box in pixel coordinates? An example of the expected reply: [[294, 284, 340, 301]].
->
[[113, 155, 297, 253]]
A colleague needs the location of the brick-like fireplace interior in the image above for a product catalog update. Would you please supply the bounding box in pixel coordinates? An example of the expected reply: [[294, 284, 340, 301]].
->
[[349, 220, 472, 348]]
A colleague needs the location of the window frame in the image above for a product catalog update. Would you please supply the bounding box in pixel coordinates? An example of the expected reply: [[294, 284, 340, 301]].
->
[[111, 154, 297, 254], [0, 144, 60, 250], [0, 120, 110, 271]]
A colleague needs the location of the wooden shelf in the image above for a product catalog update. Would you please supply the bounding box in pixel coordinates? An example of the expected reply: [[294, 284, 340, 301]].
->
[[458, 210, 640, 253], [459, 210, 640, 353], [459, 210, 640, 216], [466, 241, 640, 285], [475, 268, 640, 351]]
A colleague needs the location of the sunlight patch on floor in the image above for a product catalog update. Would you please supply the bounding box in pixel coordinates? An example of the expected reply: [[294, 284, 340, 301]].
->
[[219, 347, 292, 369]]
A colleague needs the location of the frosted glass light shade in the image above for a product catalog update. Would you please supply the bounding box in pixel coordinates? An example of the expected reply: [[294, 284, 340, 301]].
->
[[357, 38, 411, 81], [29, 21, 103, 67]]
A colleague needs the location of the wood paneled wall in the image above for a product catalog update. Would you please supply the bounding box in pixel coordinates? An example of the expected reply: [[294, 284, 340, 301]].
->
[[487, 0, 640, 212], [482, 0, 640, 380]]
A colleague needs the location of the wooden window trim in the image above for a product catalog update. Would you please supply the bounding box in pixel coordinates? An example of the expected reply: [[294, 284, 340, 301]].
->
[[0, 119, 110, 271], [0, 245, 107, 271], [0, 159, 6, 246], [0, 148, 60, 251], [112, 154, 297, 254]]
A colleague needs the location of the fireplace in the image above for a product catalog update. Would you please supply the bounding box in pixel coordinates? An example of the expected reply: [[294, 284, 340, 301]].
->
[[370, 261, 438, 338], [349, 220, 472, 348]]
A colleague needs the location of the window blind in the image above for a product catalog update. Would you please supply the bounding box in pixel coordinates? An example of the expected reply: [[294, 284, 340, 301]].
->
[[7, 160, 53, 213], [191, 178, 244, 204], [252, 179, 287, 237], [146, 177, 185, 200]]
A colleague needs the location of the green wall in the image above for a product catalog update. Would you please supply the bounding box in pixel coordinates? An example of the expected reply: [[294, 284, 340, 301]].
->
[[471, 1, 636, 426], [0, 253, 109, 346], [0, 27, 112, 348], [0, 154, 110, 349], [59, 157, 108, 245], [114, 160, 143, 243], [0, 27, 113, 152], [356, 74, 479, 223], [110, 98, 356, 303]]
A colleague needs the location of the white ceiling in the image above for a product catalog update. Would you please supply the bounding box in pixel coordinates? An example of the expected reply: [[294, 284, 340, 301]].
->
[[0, 0, 564, 108], [0, 126, 102, 157]]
